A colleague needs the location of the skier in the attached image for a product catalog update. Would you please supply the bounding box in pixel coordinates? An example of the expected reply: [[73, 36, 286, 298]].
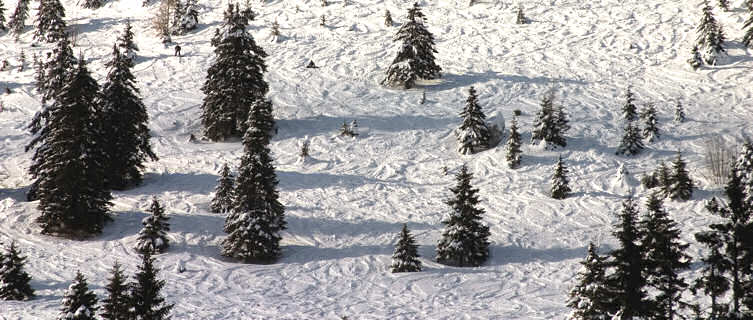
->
[[174, 44, 182, 57]]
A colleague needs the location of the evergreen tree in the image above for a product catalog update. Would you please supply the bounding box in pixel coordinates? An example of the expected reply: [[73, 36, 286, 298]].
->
[[566, 242, 611, 320], [135, 197, 171, 254], [456, 86, 490, 155], [744, 8, 753, 47], [656, 161, 673, 199], [734, 140, 753, 210], [178, 0, 198, 33], [100, 262, 131, 320], [515, 6, 528, 25], [37, 35, 75, 103], [8, 0, 30, 36], [640, 193, 691, 320], [0, 241, 34, 301], [436, 164, 491, 267], [640, 103, 659, 142], [505, 116, 522, 169], [668, 152, 693, 201], [28, 55, 112, 237], [531, 91, 567, 149], [696, 0, 725, 65], [210, 163, 235, 214], [674, 100, 686, 123], [615, 121, 644, 156], [130, 252, 173, 320], [0, 0, 6, 32], [34, 0, 67, 43], [201, 4, 268, 141], [384, 9, 392, 27], [100, 44, 157, 190], [381, 2, 441, 89], [117, 20, 138, 62], [693, 229, 731, 319], [719, 0, 729, 11], [82, 0, 101, 9], [550, 155, 571, 199], [688, 45, 703, 69], [622, 87, 638, 122], [170, 0, 184, 35], [391, 224, 422, 273], [58, 271, 98, 320]]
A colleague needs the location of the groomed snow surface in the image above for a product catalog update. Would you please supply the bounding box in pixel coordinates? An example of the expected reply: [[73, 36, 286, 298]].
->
[[2, 0, 753, 318]]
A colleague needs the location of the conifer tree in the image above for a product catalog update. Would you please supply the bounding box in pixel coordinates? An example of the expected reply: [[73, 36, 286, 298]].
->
[[674, 100, 686, 123], [135, 197, 171, 254], [436, 164, 491, 267], [719, 0, 729, 11], [37, 35, 75, 103], [28, 55, 112, 237], [34, 0, 67, 43], [130, 252, 173, 320], [58, 271, 98, 320], [696, 0, 725, 65], [550, 155, 571, 199], [505, 116, 522, 169], [688, 45, 703, 69], [693, 230, 731, 319], [515, 6, 528, 24], [82, 0, 101, 9], [210, 163, 235, 214], [100, 262, 131, 320], [0, 241, 34, 301], [381, 2, 441, 89], [170, 0, 184, 35], [178, 0, 198, 33], [566, 243, 612, 320], [384, 9, 392, 27], [615, 121, 644, 156], [669, 152, 693, 201], [100, 44, 157, 190], [8, 0, 30, 36], [456, 86, 490, 155], [201, 4, 269, 141], [117, 21, 138, 62], [0, 0, 6, 31], [531, 91, 567, 149], [734, 140, 753, 209], [640, 103, 659, 142], [391, 224, 422, 273], [622, 87, 638, 122], [656, 161, 673, 199]]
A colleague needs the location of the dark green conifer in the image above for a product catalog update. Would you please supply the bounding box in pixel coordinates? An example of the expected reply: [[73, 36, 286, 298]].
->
[[550, 155, 571, 199], [34, 0, 67, 43], [381, 2, 441, 89], [101, 262, 131, 320], [640, 103, 659, 142], [669, 152, 693, 201], [0, 241, 34, 301], [135, 197, 171, 254], [615, 121, 644, 156], [57, 271, 98, 320], [456, 86, 490, 155], [391, 224, 422, 272], [130, 252, 173, 320], [566, 243, 611, 320], [7, 0, 30, 36]]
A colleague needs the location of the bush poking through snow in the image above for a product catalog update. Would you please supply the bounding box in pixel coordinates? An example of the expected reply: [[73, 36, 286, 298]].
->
[[131, 252, 173, 320], [135, 197, 171, 254]]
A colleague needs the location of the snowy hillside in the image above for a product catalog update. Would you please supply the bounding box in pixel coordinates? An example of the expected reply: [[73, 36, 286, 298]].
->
[[2, 0, 753, 318]]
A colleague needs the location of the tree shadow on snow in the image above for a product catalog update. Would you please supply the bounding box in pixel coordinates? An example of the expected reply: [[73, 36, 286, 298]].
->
[[284, 213, 434, 240], [278, 170, 413, 191], [119, 172, 218, 196], [276, 114, 455, 140], [421, 71, 587, 92]]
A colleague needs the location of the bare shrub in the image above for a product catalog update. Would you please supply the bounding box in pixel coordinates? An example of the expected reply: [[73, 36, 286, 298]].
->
[[703, 135, 737, 186]]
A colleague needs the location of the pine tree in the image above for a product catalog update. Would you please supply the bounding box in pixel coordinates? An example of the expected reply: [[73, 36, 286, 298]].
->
[[640, 193, 691, 320], [531, 91, 567, 149], [117, 21, 139, 62], [688, 45, 703, 70], [170, 0, 184, 35], [745, 7, 753, 47], [34, 0, 67, 43], [615, 121, 644, 156], [456, 86, 490, 155], [391, 224, 422, 272], [0, 241, 34, 301], [674, 100, 686, 123], [696, 0, 725, 65], [0, 0, 6, 31], [58, 271, 98, 320], [381, 2, 441, 89], [8, 0, 30, 36], [135, 197, 171, 254], [130, 252, 173, 320], [100, 262, 131, 320], [505, 116, 522, 169], [734, 140, 753, 210], [640, 103, 659, 142], [82, 0, 101, 9], [656, 161, 673, 199], [566, 243, 611, 320], [551, 155, 571, 199], [37, 35, 75, 103], [669, 152, 693, 201], [100, 44, 157, 190], [201, 4, 269, 141], [270, 19, 280, 38], [178, 0, 199, 33], [515, 6, 528, 25], [719, 0, 729, 11], [436, 164, 491, 267], [210, 163, 235, 214], [693, 230, 731, 319], [28, 55, 112, 237], [622, 87, 638, 122], [384, 9, 393, 27]]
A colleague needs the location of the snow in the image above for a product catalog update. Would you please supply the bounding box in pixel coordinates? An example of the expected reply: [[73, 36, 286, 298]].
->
[[1, 0, 753, 318]]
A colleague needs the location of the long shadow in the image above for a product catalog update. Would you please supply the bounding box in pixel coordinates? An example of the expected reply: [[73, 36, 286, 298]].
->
[[0, 185, 30, 202], [422, 71, 588, 92], [281, 244, 393, 263], [487, 245, 587, 266], [277, 170, 405, 191], [120, 172, 218, 196], [284, 214, 435, 239], [276, 114, 456, 140]]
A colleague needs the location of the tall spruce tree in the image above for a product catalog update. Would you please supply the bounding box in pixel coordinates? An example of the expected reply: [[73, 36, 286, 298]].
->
[[0, 241, 34, 301], [391, 224, 422, 273], [28, 55, 112, 237], [436, 164, 491, 267], [82, 0, 101, 9], [100, 44, 157, 190], [531, 91, 567, 149], [8, 0, 30, 36], [117, 21, 138, 62], [381, 2, 441, 89], [201, 3, 268, 141], [505, 116, 522, 169], [693, 228, 732, 319], [135, 197, 170, 254], [566, 242, 611, 320], [178, 0, 198, 33], [615, 121, 644, 156], [100, 262, 131, 320], [622, 87, 638, 122], [688, 45, 703, 70], [0, 0, 7, 31], [210, 163, 235, 214], [640, 103, 659, 142], [696, 0, 725, 65], [130, 252, 173, 320], [734, 140, 753, 210], [550, 155, 571, 199], [37, 35, 75, 104], [669, 152, 693, 201], [34, 0, 67, 43], [656, 161, 673, 199], [456, 86, 490, 155], [719, 0, 729, 11], [58, 271, 98, 320]]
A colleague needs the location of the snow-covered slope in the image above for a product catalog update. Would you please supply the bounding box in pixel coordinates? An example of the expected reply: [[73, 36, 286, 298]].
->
[[2, 0, 752, 318]]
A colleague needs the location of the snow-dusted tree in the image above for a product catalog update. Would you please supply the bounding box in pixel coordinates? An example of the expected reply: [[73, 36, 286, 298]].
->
[[745, 7, 753, 47], [34, 0, 67, 43], [58, 271, 98, 320], [36, 29, 75, 104], [201, 4, 268, 141], [656, 161, 673, 199], [381, 2, 441, 89], [693, 229, 731, 319], [100, 262, 131, 320], [130, 252, 173, 320], [391, 224, 422, 273], [28, 56, 112, 237], [384, 9, 393, 27], [210, 163, 235, 214], [734, 140, 753, 209], [696, 0, 725, 65], [117, 20, 138, 62], [531, 91, 567, 149], [0, 0, 6, 31], [299, 140, 311, 159], [640, 193, 691, 319], [615, 121, 644, 156], [178, 0, 199, 34], [506, 116, 522, 169], [719, 0, 729, 11], [17, 48, 24, 71], [515, 5, 528, 24], [82, 0, 101, 9], [436, 164, 491, 267], [8, 0, 30, 36], [270, 19, 280, 38], [566, 242, 612, 320], [339, 120, 358, 137], [688, 45, 703, 70], [456, 86, 490, 155], [639, 103, 659, 143], [621, 87, 638, 122], [135, 197, 170, 254], [0, 241, 34, 300], [669, 152, 693, 201], [550, 155, 571, 199], [169, 0, 184, 35], [674, 100, 686, 123]]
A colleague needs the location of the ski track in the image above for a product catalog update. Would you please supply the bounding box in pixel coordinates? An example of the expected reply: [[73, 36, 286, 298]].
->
[[2, 0, 753, 318]]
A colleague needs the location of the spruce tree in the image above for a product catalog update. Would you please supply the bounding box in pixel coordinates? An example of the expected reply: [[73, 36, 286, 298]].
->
[[640, 103, 659, 142], [130, 252, 173, 320], [656, 161, 673, 199], [178, 0, 198, 33], [100, 44, 157, 190], [505, 116, 522, 169], [170, 0, 184, 35], [381, 2, 441, 89], [669, 152, 693, 201], [436, 164, 491, 267], [622, 87, 638, 122], [37, 35, 75, 103], [456, 86, 490, 155], [515, 6, 528, 25], [210, 163, 235, 214], [566, 243, 611, 320], [615, 121, 644, 156], [117, 21, 138, 62], [734, 140, 753, 209], [0, 241, 34, 301], [0, 0, 6, 31], [100, 262, 131, 320], [58, 271, 98, 320], [693, 230, 731, 319], [201, 4, 268, 141], [550, 155, 571, 199], [531, 91, 567, 149], [384, 9, 392, 27], [674, 100, 686, 123], [696, 0, 725, 65], [8, 0, 30, 36], [82, 0, 101, 9], [391, 224, 422, 273], [135, 197, 171, 254], [28, 55, 112, 237], [688, 45, 703, 70], [744, 8, 753, 47], [34, 0, 67, 43]]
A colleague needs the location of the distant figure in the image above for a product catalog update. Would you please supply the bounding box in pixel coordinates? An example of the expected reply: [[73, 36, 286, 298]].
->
[[174, 44, 182, 57], [306, 60, 318, 68]]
